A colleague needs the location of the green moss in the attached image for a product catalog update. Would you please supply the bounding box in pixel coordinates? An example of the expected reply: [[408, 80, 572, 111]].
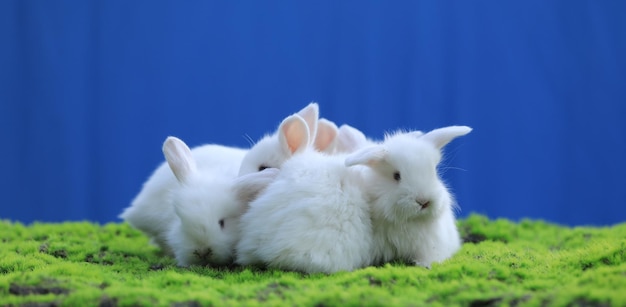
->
[[1, 214, 625, 306]]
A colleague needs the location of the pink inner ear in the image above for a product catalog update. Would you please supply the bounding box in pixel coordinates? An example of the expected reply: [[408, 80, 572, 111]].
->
[[315, 132, 336, 151], [297, 103, 319, 138], [315, 120, 338, 151], [282, 118, 309, 154]]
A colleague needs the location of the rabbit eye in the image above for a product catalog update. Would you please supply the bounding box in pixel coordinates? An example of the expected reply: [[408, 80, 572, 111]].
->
[[393, 171, 401, 182], [258, 165, 270, 172], [219, 219, 225, 229]]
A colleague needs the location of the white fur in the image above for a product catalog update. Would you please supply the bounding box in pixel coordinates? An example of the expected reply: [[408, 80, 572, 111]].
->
[[236, 149, 374, 274], [345, 126, 472, 268]]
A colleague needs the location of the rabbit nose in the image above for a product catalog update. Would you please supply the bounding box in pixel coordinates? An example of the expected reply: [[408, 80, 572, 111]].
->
[[416, 198, 430, 209]]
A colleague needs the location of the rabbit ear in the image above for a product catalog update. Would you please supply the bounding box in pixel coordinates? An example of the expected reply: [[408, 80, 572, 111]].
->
[[336, 124, 367, 153], [420, 126, 472, 149], [163, 136, 197, 183], [314, 118, 338, 152], [278, 114, 310, 155], [345, 145, 388, 167], [233, 168, 280, 204], [296, 102, 319, 143], [408, 130, 424, 139]]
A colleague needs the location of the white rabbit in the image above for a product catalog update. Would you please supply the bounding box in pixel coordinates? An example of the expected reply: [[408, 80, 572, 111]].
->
[[161, 136, 279, 266], [119, 103, 318, 254], [345, 126, 472, 268], [238, 102, 319, 175], [235, 149, 374, 274], [119, 144, 247, 256]]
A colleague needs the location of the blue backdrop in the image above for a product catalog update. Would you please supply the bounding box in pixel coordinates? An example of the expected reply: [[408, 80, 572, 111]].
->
[[1, 1, 625, 226]]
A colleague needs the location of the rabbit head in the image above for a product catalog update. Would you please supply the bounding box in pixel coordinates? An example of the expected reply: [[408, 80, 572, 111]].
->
[[345, 126, 472, 222], [237, 103, 319, 176]]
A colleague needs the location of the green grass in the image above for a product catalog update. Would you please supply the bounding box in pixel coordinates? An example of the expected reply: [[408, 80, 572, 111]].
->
[[1, 214, 625, 306]]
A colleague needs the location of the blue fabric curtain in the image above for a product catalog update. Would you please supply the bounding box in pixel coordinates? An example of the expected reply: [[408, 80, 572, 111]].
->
[[1, 1, 625, 226]]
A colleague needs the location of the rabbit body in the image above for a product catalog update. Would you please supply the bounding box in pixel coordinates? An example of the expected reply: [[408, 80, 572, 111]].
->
[[236, 150, 374, 274]]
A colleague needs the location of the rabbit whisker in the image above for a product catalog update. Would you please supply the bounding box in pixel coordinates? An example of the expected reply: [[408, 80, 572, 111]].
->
[[242, 134, 256, 147]]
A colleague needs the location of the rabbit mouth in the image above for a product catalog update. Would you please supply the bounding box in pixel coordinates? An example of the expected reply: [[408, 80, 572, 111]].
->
[[415, 197, 431, 210], [193, 248, 214, 264]]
